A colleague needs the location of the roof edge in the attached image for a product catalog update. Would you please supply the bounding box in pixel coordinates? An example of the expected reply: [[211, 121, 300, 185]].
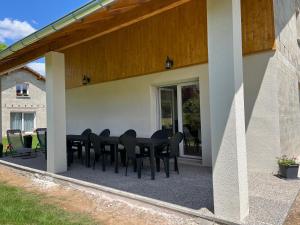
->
[[0, 0, 115, 61]]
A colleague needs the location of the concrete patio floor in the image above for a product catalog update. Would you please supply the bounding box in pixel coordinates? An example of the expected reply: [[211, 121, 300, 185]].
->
[[2, 152, 300, 225]]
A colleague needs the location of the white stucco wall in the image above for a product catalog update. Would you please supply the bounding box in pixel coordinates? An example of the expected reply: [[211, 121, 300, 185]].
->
[[1, 69, 46, 137], [66, 64, 212, 165], [66, 51, 277, 171]]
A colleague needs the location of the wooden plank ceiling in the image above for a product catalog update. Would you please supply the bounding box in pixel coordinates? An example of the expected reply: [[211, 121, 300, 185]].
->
[[0, 0, 191, 74]]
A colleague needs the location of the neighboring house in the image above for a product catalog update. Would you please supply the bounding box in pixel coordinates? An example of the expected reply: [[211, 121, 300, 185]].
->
[[0, 0, 299, 223], [1, 66, 46, 136]]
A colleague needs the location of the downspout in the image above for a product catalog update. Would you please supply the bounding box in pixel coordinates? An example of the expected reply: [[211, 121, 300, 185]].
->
[[0, 0, 115, 60]]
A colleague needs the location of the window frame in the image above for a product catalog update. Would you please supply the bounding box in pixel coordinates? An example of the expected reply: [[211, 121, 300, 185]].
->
[[10, 112, 36, 134], [16, 83, 30, 97]]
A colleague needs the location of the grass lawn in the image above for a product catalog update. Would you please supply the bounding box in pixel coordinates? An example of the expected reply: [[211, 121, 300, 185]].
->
[[2, 135, 39, 151], [0, 182, 97, 225]]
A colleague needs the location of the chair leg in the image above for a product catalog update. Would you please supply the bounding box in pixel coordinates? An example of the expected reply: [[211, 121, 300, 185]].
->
[[93, 157, 96, 170], [125, 160, 128, 176], [133, 159, 137, 172], [137, 158, 142, 179], [102, 154, 106, 172], [78, 145, 82, 159], [174, 156, 179, 174], [156, 157, 160, 172], [162, 157, 170, 178]]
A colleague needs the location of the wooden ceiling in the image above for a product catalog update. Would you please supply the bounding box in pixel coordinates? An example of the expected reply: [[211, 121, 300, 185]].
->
[[0, 0, 191, 74]]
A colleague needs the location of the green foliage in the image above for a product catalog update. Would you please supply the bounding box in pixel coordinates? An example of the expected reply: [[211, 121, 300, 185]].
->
[[0, 43, 7, 51], [2, 135, 39, 152], [182, 96, 200, 131], [277, 155, 298, 167], [0, 183, 97, 225]]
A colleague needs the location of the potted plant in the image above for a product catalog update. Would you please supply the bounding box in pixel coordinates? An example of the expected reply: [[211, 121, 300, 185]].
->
[[277, 155, 299, 179]]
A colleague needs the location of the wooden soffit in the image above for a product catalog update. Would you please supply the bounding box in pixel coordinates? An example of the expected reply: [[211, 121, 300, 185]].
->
[[0, 0, 192, 75]]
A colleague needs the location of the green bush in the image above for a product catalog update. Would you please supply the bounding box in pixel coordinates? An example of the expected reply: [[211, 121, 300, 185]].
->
[[277, 155, 298, 167]]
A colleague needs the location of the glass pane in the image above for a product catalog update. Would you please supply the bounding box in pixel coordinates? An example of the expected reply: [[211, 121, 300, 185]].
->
[[10, 113, 22, 130], [181, 84, 201, 157], [24, 113, 34, 132], [160, 88, 176, 137]]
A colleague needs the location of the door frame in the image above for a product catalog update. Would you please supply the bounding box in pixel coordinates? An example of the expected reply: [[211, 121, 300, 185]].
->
[[157, 81, 201, 159]]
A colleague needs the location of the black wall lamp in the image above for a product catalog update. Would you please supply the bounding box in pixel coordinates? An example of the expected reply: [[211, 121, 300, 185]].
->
[[82, 75, 91, 85], [165, 56, 174, 70]]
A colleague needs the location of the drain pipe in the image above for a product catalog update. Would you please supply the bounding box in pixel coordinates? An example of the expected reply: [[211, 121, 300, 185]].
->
[[0, 0, 115, 60]]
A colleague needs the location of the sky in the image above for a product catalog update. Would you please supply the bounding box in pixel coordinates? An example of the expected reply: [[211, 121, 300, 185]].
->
[[0, 0, 91, 75]]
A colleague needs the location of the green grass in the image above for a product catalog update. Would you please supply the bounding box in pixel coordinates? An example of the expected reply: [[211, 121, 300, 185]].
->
[[0, 182, 98, 225], [2, 135, 39, 151]]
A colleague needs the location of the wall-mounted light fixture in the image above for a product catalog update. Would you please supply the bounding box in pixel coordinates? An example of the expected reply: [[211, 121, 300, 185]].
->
[[165, 56, 174, 70], [82, 75, 91, 85]]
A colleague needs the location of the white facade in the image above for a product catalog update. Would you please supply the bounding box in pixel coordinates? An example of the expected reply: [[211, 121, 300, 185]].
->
[[1, 68, 46, 137]]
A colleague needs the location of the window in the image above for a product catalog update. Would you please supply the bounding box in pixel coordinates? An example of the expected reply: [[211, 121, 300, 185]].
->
[[16, 83, 29, 97], [10, 112, 35, 132]]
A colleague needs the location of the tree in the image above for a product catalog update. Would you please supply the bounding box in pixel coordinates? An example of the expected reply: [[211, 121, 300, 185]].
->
[[0, 43, 7, 51]]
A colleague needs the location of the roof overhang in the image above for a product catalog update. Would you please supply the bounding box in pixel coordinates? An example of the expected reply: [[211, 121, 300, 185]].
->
[[0, 0, 191, 75]]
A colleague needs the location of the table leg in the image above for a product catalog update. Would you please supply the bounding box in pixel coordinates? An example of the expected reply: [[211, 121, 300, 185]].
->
[[114, 144, 119, 173], [150, 145, 155, 180]]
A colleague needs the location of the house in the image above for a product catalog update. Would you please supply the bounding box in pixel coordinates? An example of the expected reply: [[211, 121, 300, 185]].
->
[[1, 66, 46, 137], [0, 0, 299, 223]]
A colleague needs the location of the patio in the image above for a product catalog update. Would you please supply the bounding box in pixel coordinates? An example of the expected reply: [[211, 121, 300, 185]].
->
[[1, 151, 214, 210], [2, 151, 300, 225]]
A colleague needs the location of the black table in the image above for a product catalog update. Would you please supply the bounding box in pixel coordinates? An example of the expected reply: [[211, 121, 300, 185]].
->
[[99, 136, 169, 180], [66, 135, 90, 167]]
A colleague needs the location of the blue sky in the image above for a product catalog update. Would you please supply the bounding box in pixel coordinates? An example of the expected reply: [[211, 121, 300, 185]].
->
[[0, 0, 91, 75]]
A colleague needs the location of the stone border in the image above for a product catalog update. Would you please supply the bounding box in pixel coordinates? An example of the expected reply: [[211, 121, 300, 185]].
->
[[0, 159, 240, 225]]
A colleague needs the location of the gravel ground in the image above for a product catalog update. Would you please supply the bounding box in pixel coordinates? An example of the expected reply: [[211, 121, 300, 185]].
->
[[0, 164, 219, 225]]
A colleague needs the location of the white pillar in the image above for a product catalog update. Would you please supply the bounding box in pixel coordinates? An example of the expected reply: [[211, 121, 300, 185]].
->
[[0, 77, 2, 141], [207, 0, 249, 222], [45, 51, 67, 173]]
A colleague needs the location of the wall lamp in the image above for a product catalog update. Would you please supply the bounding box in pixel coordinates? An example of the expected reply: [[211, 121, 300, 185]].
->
[[165, 56, 174, 70], [82, 75, 91, 85]]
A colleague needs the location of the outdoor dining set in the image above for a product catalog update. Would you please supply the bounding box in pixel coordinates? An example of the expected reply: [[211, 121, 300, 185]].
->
[[4, 128, 184, 180]]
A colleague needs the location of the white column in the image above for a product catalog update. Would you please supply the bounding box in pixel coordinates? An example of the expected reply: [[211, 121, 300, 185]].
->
[[0, 77, 2, 141], [207, 0, 249, 222], [45, 51, 67, 173]]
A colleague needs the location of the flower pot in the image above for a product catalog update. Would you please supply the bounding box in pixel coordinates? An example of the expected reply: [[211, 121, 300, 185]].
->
[[279, 164, 299, 179]]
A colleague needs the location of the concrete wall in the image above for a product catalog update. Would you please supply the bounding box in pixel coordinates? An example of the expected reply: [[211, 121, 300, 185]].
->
[[273, 0, 300, 160], [1, 69, 46, 136]]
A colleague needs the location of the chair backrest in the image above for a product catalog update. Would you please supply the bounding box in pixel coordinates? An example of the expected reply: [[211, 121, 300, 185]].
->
[[36, 128, 47, 149], [99, 129, 110, 137], [81, 128, 92, 137], [89, 133, 101, 154], [119, 134, 137, 159], [123, 129, 137, 137], [151, 130, 168, 139], [169, 132, 184, 157], [7, 129, 24, 150]]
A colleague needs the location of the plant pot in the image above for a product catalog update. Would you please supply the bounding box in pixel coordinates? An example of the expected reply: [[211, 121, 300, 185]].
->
[[279, 164, 299, 179]]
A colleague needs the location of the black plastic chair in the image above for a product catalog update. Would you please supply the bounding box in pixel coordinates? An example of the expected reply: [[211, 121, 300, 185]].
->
[[98, 129, 115, 164], [156, 132, 184, 177], [6, 129, 36, 158], [118, 129, 137, 165], [36, 128, 47, 159], [71, 128, 92, 160], [99, 129, 110, 137], [90, 133, 106, 171], [119, 133, 144, 178], [150, 130, 169, 172]]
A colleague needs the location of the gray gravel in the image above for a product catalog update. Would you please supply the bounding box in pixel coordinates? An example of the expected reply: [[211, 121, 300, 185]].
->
[[3, 152, 300, 225]]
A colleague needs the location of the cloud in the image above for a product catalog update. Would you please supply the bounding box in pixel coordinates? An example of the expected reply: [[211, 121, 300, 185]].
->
[[0, 18, 36, 43], [27, 62, 45, 76]]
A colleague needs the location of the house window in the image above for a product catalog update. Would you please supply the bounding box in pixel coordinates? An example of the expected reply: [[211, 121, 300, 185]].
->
[[10, 112, 35, 132], [16, 83, 29, 97]]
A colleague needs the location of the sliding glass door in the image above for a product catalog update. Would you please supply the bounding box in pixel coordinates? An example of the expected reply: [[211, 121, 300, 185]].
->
[[159, 82, 202, 159]]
